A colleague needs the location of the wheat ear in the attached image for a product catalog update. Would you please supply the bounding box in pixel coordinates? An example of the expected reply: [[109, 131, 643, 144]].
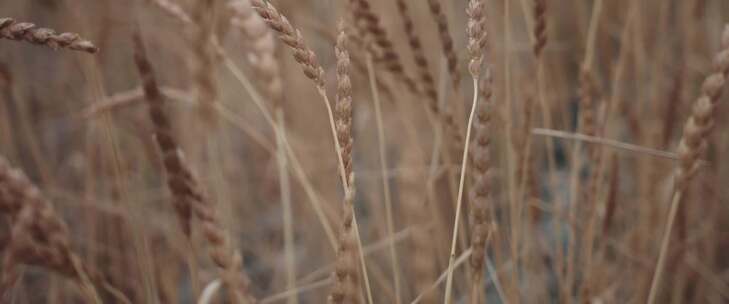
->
[[133, 33, 256, 304], [0, 157, 104, 303], [328, 23, 361, 304], [348, 0, 418, 96], [444, 0, 488, 300], [426, 0, 460, 90], [0, 18, 98, 53], [647, 24, 729, 304], [250, 2, 374, 302]]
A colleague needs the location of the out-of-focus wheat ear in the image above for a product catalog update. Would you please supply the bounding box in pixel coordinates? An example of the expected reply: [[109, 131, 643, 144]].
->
[[396, 0, 438, 104], [132, 32, 194, 237], [133, 32, 257, 304], [190, 0, 220, 125], [532, 0, 547, 58], [674, 26, 729, 191], [334, 23, 354, 187], [467, 69, 494, 303], [394, 0, 461, 149], [0, 156, 107, 303], [0, 18, 98, 53], [328, 22, 360, 304], [348, 0, 419, 97], [229, 0, 284, 109], [426, 0, 460, 90], [647, 24, 729, 304], [250, 0, 325, 90]]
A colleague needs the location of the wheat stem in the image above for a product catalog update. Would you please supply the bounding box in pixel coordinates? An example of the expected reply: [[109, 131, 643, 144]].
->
[[443, 78, 480, 304]]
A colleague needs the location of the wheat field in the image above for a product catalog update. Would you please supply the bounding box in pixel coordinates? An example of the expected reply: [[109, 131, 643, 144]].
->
[[1, 0, 729, 303]]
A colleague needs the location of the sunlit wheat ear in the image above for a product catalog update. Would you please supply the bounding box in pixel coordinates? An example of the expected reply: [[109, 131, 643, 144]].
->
[[0, 18, 98, 53], [132, 33, 256, 304]]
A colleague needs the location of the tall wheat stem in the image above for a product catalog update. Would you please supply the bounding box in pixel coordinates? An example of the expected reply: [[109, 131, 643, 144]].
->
[[443, 79, 480, 304], [365, 54, 402, 304]]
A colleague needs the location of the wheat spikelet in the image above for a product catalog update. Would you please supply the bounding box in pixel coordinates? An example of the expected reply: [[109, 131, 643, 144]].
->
[[393, 0, 462, 150], [395, 0, 437, 103], [251, 0, 325, 90], [133, 33, 194, 237], [467, 70, 494, 302], [392, 0, 463, 153], [674, 27, 729, 190], [328, 23, 360, 304], [426, 0, 460, 89], [0, 18, 98, 53], [532, 0, 547, 58], [133, 33, 256, 304], [466, 0, 487, 78], [335, 26, 354, 187], [349, 0, 418, 96]]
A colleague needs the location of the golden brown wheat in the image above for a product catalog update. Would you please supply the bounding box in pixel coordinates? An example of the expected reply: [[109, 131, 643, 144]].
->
[[0, 18, 98, 53]]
